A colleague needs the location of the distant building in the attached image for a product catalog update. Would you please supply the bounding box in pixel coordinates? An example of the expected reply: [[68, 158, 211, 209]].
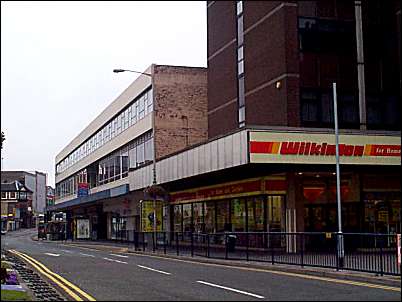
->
[[1, 171, 47, 217], [1, 181, 33, 231], [46, 186, 55, 207]]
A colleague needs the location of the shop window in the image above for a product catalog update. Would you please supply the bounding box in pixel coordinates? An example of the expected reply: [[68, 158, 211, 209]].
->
[[216, 200, 230, 233], [204, 201, 216, 233], [183, 204, 192, 233], [247, 197, 264, 232], [231, 199, 246, 232], [173, 205, 182, 233], [193, 202, 204, 233]]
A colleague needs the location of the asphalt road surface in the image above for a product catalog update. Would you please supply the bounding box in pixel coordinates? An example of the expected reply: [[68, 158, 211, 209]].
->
[[2, 229, 400, 301]]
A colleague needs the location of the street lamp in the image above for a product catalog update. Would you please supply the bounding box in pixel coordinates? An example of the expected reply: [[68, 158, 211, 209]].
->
[[114, 67, 164, 246], [113, 69, 152, 77], [332, 82, 344, 268]]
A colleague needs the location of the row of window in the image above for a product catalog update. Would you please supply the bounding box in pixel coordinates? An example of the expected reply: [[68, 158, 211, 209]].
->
[[1, 192, 29, 200], [236, 1, 245, 128], [56, 131, 154, 199], [97, 131, 153, 186], [56, 88, 153, 175]]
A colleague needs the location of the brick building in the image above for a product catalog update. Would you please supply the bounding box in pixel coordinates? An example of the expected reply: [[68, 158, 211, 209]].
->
[[156, 0, 400, 238], [49, 64, 207, 240]]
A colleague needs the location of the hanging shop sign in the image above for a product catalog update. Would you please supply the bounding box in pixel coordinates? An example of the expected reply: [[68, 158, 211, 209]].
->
[[249, 131, 401, 165]]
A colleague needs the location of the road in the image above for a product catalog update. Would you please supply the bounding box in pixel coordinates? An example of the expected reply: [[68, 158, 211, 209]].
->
[[2, 229, 400, 301]]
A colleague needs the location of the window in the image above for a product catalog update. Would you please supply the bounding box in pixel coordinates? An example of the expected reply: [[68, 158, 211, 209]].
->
[[237, 15, 244, 45], [183, 204, 192, 233], [1, 192, 7, 199], [173, 205, 182, 232], [231, 199, 246, 232], [144, 138, 153, 162], [9, 192, 16, 199], [237, 1, 243, 16], [238, 106, 245, 124], [238, 60, 244, 76], [121, 149, 129, 177], [136, 140, 145, 166], [129, 145, 137, 169], [139, 96, 145, 119]]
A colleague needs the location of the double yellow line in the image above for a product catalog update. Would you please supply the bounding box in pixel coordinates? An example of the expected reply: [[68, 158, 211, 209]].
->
[[9, 249, 96, 301]]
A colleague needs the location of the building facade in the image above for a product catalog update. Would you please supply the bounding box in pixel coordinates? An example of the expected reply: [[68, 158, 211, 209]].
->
[[1, 171, 47, 218], [167, 0, 400, 236], [50, 64, 207, 240], [49, 2, 400, 243], [1, 181, 33, 231]]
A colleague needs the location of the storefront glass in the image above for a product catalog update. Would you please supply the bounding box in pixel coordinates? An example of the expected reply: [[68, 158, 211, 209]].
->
[[193, 202, 204, 233], [267, 196, 284, 232], [204, 202, 215, 233], [248, 197, 265, 231], [173, 204, 182, 232], [231, 199, 246, 232], [183, 204, 192, 233], [216, 200, 230, 232]]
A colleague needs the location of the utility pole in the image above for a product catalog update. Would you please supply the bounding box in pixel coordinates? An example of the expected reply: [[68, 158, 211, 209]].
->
[[333, 83, 344, 268]]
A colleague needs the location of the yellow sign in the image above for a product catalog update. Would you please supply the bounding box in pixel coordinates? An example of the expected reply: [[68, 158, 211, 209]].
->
[[141, 200, 163, 232], [378, 211, 389, 222], [326, 232, 332, 239]]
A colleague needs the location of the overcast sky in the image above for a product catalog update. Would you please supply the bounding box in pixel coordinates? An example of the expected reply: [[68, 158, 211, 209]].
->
[[1, 1, 207, 187]]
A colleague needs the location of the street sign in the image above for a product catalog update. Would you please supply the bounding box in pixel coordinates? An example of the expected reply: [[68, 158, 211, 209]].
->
[[77, 183, 89, 197]]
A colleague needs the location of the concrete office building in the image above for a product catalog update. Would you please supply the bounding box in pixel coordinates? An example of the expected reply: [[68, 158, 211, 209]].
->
[[50, 64, 207, 240]]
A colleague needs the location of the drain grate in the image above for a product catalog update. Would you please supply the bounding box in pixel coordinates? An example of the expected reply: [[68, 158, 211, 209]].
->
[[3, 251, 68, 301]]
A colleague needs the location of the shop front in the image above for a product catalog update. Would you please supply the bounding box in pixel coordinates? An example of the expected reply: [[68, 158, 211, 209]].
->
[[249, 130, 401, 235], [170, 176, 288, 245]]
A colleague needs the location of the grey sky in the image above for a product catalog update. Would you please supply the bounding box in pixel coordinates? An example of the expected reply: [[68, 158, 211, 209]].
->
[[1, 1, 207, 187]]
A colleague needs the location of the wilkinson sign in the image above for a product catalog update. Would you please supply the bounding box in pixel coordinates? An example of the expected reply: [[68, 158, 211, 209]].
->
[[249, 131, 401, 165]]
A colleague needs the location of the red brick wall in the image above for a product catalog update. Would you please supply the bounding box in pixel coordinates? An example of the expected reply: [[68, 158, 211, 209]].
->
[[153, 65, 208, 160]]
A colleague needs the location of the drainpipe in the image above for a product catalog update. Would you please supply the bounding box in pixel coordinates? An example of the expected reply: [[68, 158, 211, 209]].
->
[[355, 0, 367, 130]]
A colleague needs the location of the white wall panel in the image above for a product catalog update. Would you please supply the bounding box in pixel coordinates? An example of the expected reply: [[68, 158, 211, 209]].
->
[[129, 130, 249, 191]]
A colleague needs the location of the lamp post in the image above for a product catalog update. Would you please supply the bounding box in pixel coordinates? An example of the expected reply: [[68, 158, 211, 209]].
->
[[114, 67, 161, 245], [333, 82, 344, 268]]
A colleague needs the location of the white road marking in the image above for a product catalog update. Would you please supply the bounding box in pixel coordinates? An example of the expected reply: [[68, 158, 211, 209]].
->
[[45, 253, 60, 257], [103, 257, 128, 264], [60, 249, 73, 254], [109, 253, 129, 258], [196, 281, 264, 299], [79, 253, 95, 258], [137, 265, 171, 275]]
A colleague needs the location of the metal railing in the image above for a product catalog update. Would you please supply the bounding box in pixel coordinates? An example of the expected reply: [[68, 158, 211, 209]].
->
[[120, 231, 400, 276]]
